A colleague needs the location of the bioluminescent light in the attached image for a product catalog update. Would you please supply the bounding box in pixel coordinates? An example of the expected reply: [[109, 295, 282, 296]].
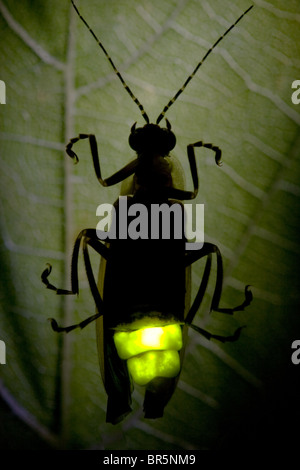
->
[[113, 323, 183, 385], [114, 323, 182, 360], [127, 350, 181, 386]]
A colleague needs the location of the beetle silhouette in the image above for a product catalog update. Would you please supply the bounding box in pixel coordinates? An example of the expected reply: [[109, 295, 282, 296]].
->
[[42, 1, 253, 424]]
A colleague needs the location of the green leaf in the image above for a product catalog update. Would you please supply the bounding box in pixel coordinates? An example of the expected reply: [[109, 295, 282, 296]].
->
[[0, 0, 300, 450]]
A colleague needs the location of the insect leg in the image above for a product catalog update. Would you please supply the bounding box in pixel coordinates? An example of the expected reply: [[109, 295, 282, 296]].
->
[[185, 242, 252, 315], [185, 253, 212, 325], [49, 313, 102, 333], [166, 141, 222, 201], [186, 140, 222, 198], [213, 285, 253, 315], [184, 242, 252, 341], [185, 241, 223, 315], [188, 323, 245, 343], [41, 229, 108, 295], [188, 140, 222, 167], [43, 229, 109, 333], [41, 231, 82, 295], [66, 133, 139, 187]]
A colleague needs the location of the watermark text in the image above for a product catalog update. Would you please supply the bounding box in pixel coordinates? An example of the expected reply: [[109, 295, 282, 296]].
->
[[96, 197, 204, 250], [291, 340, 300, 365], [291, 80, 300, 105], [0, 80, 6, 104], [0, 340, 6, 364]]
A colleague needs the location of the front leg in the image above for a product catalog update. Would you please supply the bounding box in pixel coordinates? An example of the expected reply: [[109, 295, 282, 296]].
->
[[167, 140, 222, 201], [66, 133, 139, 187]]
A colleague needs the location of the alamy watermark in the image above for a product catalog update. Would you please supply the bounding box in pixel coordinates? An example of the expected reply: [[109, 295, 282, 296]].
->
[[291, 80, 300, 105], [0, 340, 6, 364], [291, 340, 300, 365], [96, 196, 204, 250], [0, 80, 6, 104]]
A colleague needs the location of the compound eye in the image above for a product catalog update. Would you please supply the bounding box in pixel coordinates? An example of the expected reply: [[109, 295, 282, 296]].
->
[[162, 129, 176, 152], [169, 132, 176, 151]]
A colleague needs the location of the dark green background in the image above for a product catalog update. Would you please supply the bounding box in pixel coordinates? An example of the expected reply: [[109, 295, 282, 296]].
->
[[0, 0, 299, 450]]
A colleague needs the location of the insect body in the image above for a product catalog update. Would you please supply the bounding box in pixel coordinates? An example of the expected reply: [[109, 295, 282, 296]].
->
[[42, 1, 253, 424]]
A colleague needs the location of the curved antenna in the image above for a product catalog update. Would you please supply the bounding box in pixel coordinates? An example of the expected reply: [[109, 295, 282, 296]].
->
[[71, 0, 150, 123], [156, 5, 253, 124]]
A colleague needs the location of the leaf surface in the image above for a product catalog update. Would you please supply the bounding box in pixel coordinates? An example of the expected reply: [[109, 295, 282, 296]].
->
[[0, 0, 299, 449]]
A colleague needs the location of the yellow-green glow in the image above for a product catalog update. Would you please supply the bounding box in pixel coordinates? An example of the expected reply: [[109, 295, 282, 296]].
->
[[141, 326, 166, 349], [114, 323, 182, 360], [113, 323, 183, 385], [127, 350, 180, 385]]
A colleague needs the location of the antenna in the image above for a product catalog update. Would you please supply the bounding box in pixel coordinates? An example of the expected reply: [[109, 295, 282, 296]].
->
[[156, 5, 254, 124], [71, 0, 150, 123]]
